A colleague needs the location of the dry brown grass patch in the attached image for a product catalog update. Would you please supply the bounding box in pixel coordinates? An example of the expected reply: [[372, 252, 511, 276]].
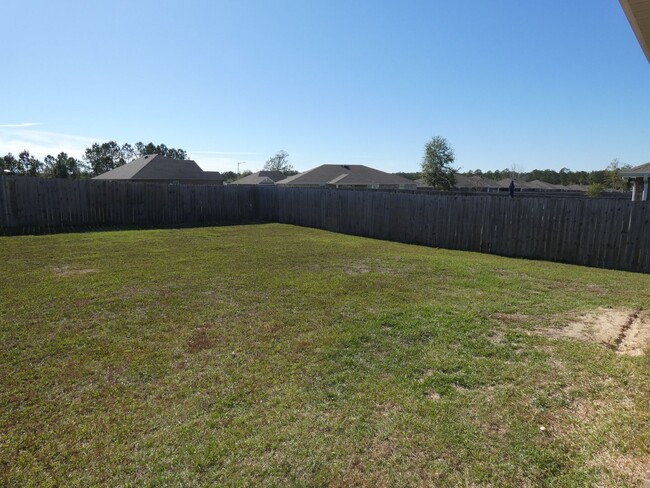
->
[[375, 402, 402, 418], [487, 330, 505, 344], [345, 259, 400, 276], [588, 450, 647, 487], [540, 308, 650, 356], [52, 265, 97, 277], [427, 391, 441, 401], [187, 328, 214, 353]]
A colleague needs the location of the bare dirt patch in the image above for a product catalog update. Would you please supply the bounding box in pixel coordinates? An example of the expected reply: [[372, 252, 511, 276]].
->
[[376, 402, 402, 417], [487, 330, 505, 344], [345, 259, 398, 276], [346, 262, 372, 275], [427, 391, 441, 401], [541, 308, 650, 356], [187, 328, 214, 353], [53, 265, 97, 277]]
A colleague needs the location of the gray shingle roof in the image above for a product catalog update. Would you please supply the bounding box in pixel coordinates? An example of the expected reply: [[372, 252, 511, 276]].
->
[[620, 162, 650, 177], [566, 184, 589, 191], [231, 170, 287, 185], [453, 174, 500, 189], [526, 179, 560, 190], [275, 164, 415, 186], [497, 178, 526, 189], [93, 154, 224, 181]]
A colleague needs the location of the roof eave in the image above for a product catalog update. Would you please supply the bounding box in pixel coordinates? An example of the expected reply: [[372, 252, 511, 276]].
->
[[620, 172, 650, 177], [620, 0, 650, 63]]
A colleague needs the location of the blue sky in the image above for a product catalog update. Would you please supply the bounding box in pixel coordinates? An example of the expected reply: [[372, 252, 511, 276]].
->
[[1, 0, 648, 174]]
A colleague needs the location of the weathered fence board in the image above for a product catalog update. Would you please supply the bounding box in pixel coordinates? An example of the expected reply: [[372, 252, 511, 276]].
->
[[0, 177, 258, 232], [257, 187, 650, 273], [1, 177, 650, 273]]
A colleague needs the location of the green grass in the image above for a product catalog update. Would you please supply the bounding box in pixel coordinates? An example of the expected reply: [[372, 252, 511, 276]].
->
[[2, 223, 650, 487]]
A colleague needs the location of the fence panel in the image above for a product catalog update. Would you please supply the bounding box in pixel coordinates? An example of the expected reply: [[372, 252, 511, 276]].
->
[[2, 178, 650, 273], [263, 187, 650, 273], [0, 177, 256, 233]]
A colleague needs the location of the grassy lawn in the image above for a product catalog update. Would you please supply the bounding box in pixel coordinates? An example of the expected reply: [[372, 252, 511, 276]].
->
[[2, 223, 650, 486]]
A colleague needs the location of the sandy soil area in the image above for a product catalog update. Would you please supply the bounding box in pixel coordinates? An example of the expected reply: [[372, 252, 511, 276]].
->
[[541, 308, 650, 356]]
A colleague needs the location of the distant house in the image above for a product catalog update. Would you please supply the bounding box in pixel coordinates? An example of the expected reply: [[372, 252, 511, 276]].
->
[[620, 162, 650, 201], [526, 180, 562, 191], [93, 154, 224, 185], [496, 178, 530, 192], [416, 174, 499, 191], [453, 174, 499, 191], [418, 175, 585, 193], [565, 184, 589, 192], [498, 179, 589, 193], [230, 170, 286, 185], [276, 164, 417, 190]]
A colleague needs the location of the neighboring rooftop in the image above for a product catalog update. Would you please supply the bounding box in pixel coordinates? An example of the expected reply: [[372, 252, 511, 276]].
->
[[526, 179, 561, 190], [231, 170, 287, 185], [415, 174, 593, 192], [276, 164, 416, 188], [497, 178, 531, 189], [452, 174, 500, 189], [93, 154, 224, 183], [565, 184, 590, 191], [620, 162, 650, 177]]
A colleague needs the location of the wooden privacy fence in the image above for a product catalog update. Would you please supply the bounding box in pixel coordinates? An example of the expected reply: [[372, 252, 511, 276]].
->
[[1, 177, 649, 273], [0, 177, 256, 232], [256, 187, 650, 273]]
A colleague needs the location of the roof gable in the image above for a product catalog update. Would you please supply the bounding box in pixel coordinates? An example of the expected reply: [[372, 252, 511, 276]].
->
[[232, 170, 287, 185], [93, 154, 223, 181], [276, 164, 414, 186], [527, 179, 559, 190], [497, 178, 531, 189], [134, 155, 204, 179], [93, 154, 155, 180]]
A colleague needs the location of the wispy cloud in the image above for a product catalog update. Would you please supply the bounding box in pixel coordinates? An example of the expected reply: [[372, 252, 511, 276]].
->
[[0, 129, 272, 174], [190, 150, 260, 156], [0, 126, 102, 159], [0, 122, 43, 128]]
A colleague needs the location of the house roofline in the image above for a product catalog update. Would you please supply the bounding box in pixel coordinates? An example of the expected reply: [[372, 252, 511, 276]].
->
[[620, 0, 650, 63]]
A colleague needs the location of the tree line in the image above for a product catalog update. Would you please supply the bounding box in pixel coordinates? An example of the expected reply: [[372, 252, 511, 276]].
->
[[463, 160, 630, 191], [401, 136, 631, 192], [1, 145, 298, 184], [1, 142, 187, 179], [2, 136, 631, 192]]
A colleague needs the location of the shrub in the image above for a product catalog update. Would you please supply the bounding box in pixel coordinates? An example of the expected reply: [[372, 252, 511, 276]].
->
[[586, 183, 605, 197]]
